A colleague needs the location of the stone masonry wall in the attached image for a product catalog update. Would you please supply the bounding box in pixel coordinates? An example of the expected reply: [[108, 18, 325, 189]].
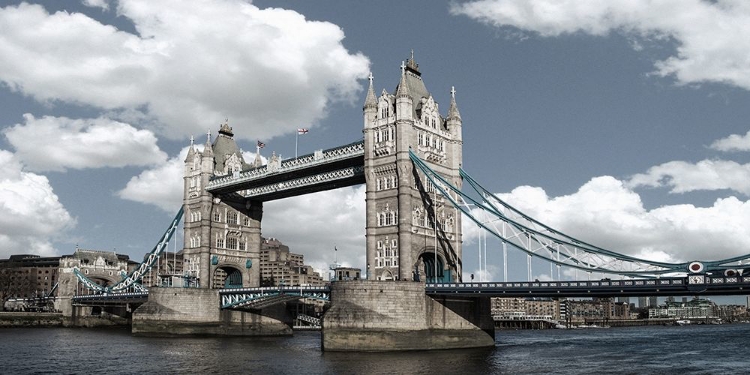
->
[[132, 287, 291, 336], [322, 280, 494, 351]]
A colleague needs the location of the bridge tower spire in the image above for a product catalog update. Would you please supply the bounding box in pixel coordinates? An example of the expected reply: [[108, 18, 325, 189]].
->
[[364, 53, 463, 283]]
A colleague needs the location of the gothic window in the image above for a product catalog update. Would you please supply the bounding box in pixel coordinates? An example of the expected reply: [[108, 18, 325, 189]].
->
[[377, 241, 382, 249], [243, 217, 249, 226], [418, 132, 423, 146], [376, 179, 382, 191], [214, 211, 221, 222], [392, 239, 398, 248], [239, 240, 246, 251], [227, 211, 239, 225], [227, 237, 238, 250], [216, 237, 225, 249], [390, 175, 396, 188]]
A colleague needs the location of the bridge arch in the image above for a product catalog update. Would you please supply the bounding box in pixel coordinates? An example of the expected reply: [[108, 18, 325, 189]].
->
[[378, 269, 395, 281], [415, 248, 451, 283], [213, 265, 243, 289]]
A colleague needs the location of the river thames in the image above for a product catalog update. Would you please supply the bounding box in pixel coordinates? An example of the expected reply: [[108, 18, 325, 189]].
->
[[2, 324, 749, 374]]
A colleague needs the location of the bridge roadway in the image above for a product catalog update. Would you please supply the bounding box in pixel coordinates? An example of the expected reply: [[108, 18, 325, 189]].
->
[[426, 274, 750, 298], [71, 274, 750, 308]]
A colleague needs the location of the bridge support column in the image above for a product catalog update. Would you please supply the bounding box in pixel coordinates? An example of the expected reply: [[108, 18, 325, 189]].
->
[[321, 280, 495, 351], [132, 288, 292, 336]]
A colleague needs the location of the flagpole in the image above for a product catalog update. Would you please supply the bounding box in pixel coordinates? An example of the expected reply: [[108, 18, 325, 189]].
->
[[295, 131, 298, 159]]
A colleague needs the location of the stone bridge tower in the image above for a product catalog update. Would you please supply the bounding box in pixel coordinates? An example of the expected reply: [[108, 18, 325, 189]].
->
[[182, 122, 262, 289], [364, 56, 463, 282]]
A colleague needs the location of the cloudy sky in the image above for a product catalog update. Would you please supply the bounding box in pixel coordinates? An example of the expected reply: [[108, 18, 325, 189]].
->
[[1, 0, 749, 288]]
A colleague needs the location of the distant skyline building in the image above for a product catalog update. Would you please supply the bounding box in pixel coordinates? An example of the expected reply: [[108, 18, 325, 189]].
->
[[259, 237, 323, 287]]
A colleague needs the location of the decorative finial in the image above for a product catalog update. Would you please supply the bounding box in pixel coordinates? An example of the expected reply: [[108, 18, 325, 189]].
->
[[368, 72, 373, 85], [190, 135, 194, 146], [400, 61, 406, 75], [207, 129, 211, 143], [411, 49, 414, 61], [451, 86, 456, 99]]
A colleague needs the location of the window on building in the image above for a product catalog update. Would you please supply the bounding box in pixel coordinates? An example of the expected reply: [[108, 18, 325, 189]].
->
[[227, 237, 238, 250], [216, 237, 225, 248], [227, 211, 239, 225], [214, 211, 221, 222]]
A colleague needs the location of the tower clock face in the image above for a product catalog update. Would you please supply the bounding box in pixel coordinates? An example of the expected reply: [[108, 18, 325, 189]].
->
[[689, 275, 704, 284]]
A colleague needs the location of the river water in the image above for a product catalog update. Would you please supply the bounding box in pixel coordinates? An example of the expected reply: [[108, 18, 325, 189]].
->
[[2, 324, 749, 374]]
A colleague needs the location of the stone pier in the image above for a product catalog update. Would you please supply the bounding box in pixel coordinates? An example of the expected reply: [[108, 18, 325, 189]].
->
[[321, 280, 495, 351], [132, 288, 292, 336]]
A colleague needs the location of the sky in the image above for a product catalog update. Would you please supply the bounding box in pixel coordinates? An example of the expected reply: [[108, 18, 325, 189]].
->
[[1, 0, 750, 295]]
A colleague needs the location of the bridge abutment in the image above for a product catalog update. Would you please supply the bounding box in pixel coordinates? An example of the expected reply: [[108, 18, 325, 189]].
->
[[132, 288, 292, 336], [321, 280, 494, 351]]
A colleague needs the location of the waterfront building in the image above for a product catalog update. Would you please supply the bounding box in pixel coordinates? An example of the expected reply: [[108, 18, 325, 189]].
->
[[490, 297, 562, 321], [0, 254, 60, 301], [648, 298, 717, 319], [332, 267, 361, 281]]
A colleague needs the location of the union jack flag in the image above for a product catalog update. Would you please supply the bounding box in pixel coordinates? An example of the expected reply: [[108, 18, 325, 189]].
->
[[297, 128, 309, 135], [257, 140, 265, 148]]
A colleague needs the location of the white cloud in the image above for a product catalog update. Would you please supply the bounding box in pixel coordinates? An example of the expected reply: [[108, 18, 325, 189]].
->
[[627, 159, 750, 195], [0, 1, 370, 141], [710, 130, 750, 152], [471, 176, 750, 265], [0, 150, 76, 258], [81, 0, 109, 11], [117, 145, 267, 212], [263, 186, 366, 273], [3, 114, 167, 172], [450, 0, 750, 90]]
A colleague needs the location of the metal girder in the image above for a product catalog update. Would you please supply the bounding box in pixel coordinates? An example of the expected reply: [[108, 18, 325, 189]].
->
[[237, 166, 365, 201], [220, 286, 330, 310], [206, 141, 364, 200]]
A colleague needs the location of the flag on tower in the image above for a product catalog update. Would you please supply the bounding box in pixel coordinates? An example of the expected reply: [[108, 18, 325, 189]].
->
[[297, 128, 309, 135], [257, 140, 265, 148]]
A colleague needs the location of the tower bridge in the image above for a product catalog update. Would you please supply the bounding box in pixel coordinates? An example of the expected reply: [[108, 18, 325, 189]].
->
[[64, 54, 750, 351]]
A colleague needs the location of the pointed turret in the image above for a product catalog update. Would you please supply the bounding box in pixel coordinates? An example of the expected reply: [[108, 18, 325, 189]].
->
[[447, 86, 461, 122], [203, 129, 214, 157], [395, 61, 413, 121], [363, 72, 377, 129], [185, 135, 196, 162], [364, 72, 377, 109], [447, 86, 463, 141]]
